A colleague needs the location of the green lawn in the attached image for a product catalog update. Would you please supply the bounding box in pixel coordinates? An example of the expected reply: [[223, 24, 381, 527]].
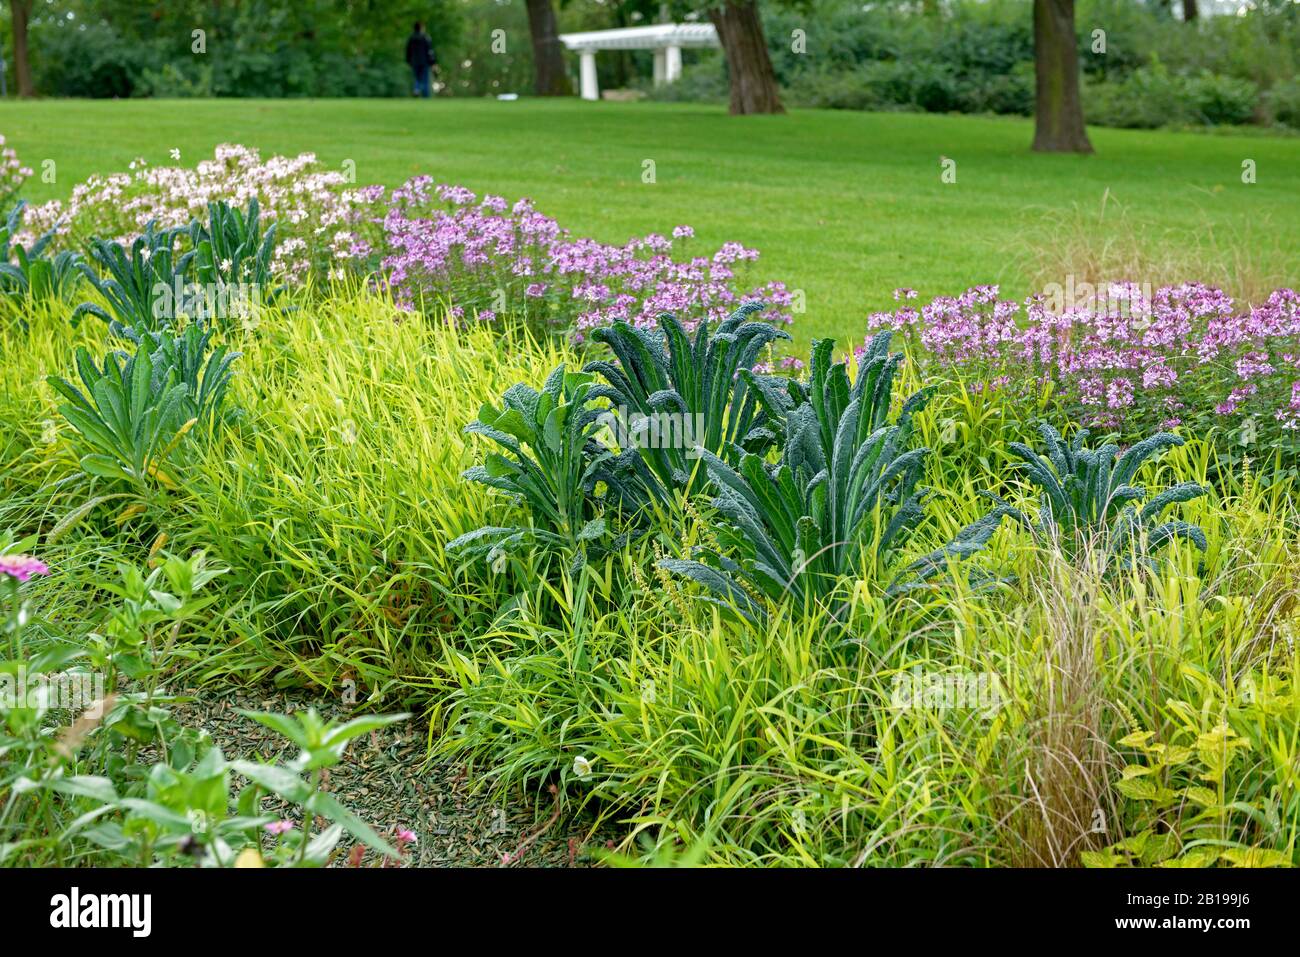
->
[[3, 98, 1297, 343]]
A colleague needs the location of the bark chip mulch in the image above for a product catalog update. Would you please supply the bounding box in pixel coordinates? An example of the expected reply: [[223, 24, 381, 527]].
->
[[170, 688, 608, 867]]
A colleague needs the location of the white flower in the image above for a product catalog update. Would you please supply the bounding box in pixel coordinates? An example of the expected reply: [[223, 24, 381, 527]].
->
[[220, 258, 232, 273], [169, 148, 181, 161], [572, 755, 592, 778]]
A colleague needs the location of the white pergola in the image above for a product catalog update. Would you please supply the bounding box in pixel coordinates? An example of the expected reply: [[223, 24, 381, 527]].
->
[[558, 23, 720, 101]]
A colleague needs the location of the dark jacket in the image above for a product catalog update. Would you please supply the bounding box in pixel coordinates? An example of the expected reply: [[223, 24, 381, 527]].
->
[[406, 32, 435, 70]]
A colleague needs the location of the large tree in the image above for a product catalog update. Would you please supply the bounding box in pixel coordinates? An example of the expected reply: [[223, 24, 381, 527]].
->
[[9, 0, 33, 97], [1032, 0, 1092, 153], [618, 0, 784, 115], [525, 0, 572, 96], [707, 1, 783, 115]]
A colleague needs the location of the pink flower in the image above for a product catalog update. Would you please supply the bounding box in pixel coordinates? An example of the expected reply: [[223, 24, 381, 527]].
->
[[264, 820, 295, 836], [395, 828, 417, 846], [377, 174, 792, 337], [0, 554, 49, 583], [1106, 377, 1135, 409], [1141, 361, 1177, 390]]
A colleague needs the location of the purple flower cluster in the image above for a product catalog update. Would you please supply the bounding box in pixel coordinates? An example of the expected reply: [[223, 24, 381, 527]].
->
[[0, 553, 49, 583], [869, 282, 1300, 451], [374, 176, 793, 339]]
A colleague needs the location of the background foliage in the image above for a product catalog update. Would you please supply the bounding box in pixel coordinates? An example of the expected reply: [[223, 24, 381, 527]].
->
[[6, 0, 1299, 133]]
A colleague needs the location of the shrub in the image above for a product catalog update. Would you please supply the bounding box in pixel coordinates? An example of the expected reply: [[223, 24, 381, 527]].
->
[[1264, 77, 1300, 128], [667, 0, 1290, 132], [1186, 71, 1260, 126], [1085, 65, 1195, 129], [1085, 670, 1300, 869], [1086, 66, 1259, 129], [957, 62, 1035, 116], [29, 19, 139, 98]]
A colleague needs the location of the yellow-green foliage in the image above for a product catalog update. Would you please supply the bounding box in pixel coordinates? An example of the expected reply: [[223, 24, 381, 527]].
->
[[3, 286, 575, 694], [4, 289, 1298, 867]]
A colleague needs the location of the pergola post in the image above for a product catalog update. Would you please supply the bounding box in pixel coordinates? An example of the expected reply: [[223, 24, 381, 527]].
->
[[665, 46, 682, 83], [579, 50, 599, 100], [559, 24, 718, 100]]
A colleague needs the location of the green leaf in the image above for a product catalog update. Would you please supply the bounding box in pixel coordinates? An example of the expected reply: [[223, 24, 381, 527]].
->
[[1220, 847, 1293, 868], [238, 711, 311, 750], [305, 789, 397, 858], [14, 774, 119, 804], [228, 760, 311, 803], [320, 713, 409, 750], [1116, 777, 1167, 802]]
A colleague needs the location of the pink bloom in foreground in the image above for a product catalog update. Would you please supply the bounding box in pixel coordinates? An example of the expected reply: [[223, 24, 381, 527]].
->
[[395, 828, 417, 846], [264, 820, 295, 836], [0, 554, 49, 583]]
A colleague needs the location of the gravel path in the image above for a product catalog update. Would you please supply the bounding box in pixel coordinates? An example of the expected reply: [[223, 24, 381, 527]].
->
[[170, 688, 607, 867]]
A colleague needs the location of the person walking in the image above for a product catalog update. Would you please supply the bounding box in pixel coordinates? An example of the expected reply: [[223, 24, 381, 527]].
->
[[405, 21, 437, 98]]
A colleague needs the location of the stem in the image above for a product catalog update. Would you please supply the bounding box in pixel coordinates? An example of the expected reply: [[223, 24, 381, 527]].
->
[[297, 768, 322, 866]]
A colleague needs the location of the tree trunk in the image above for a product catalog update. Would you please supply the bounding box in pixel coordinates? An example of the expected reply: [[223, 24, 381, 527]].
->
[[708, 1, 784, 116], [1184, 0, 1199, 21], [525, 0, 572, 97], [10, 0, 34, 98], [1032, 0, 1092, 153]]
